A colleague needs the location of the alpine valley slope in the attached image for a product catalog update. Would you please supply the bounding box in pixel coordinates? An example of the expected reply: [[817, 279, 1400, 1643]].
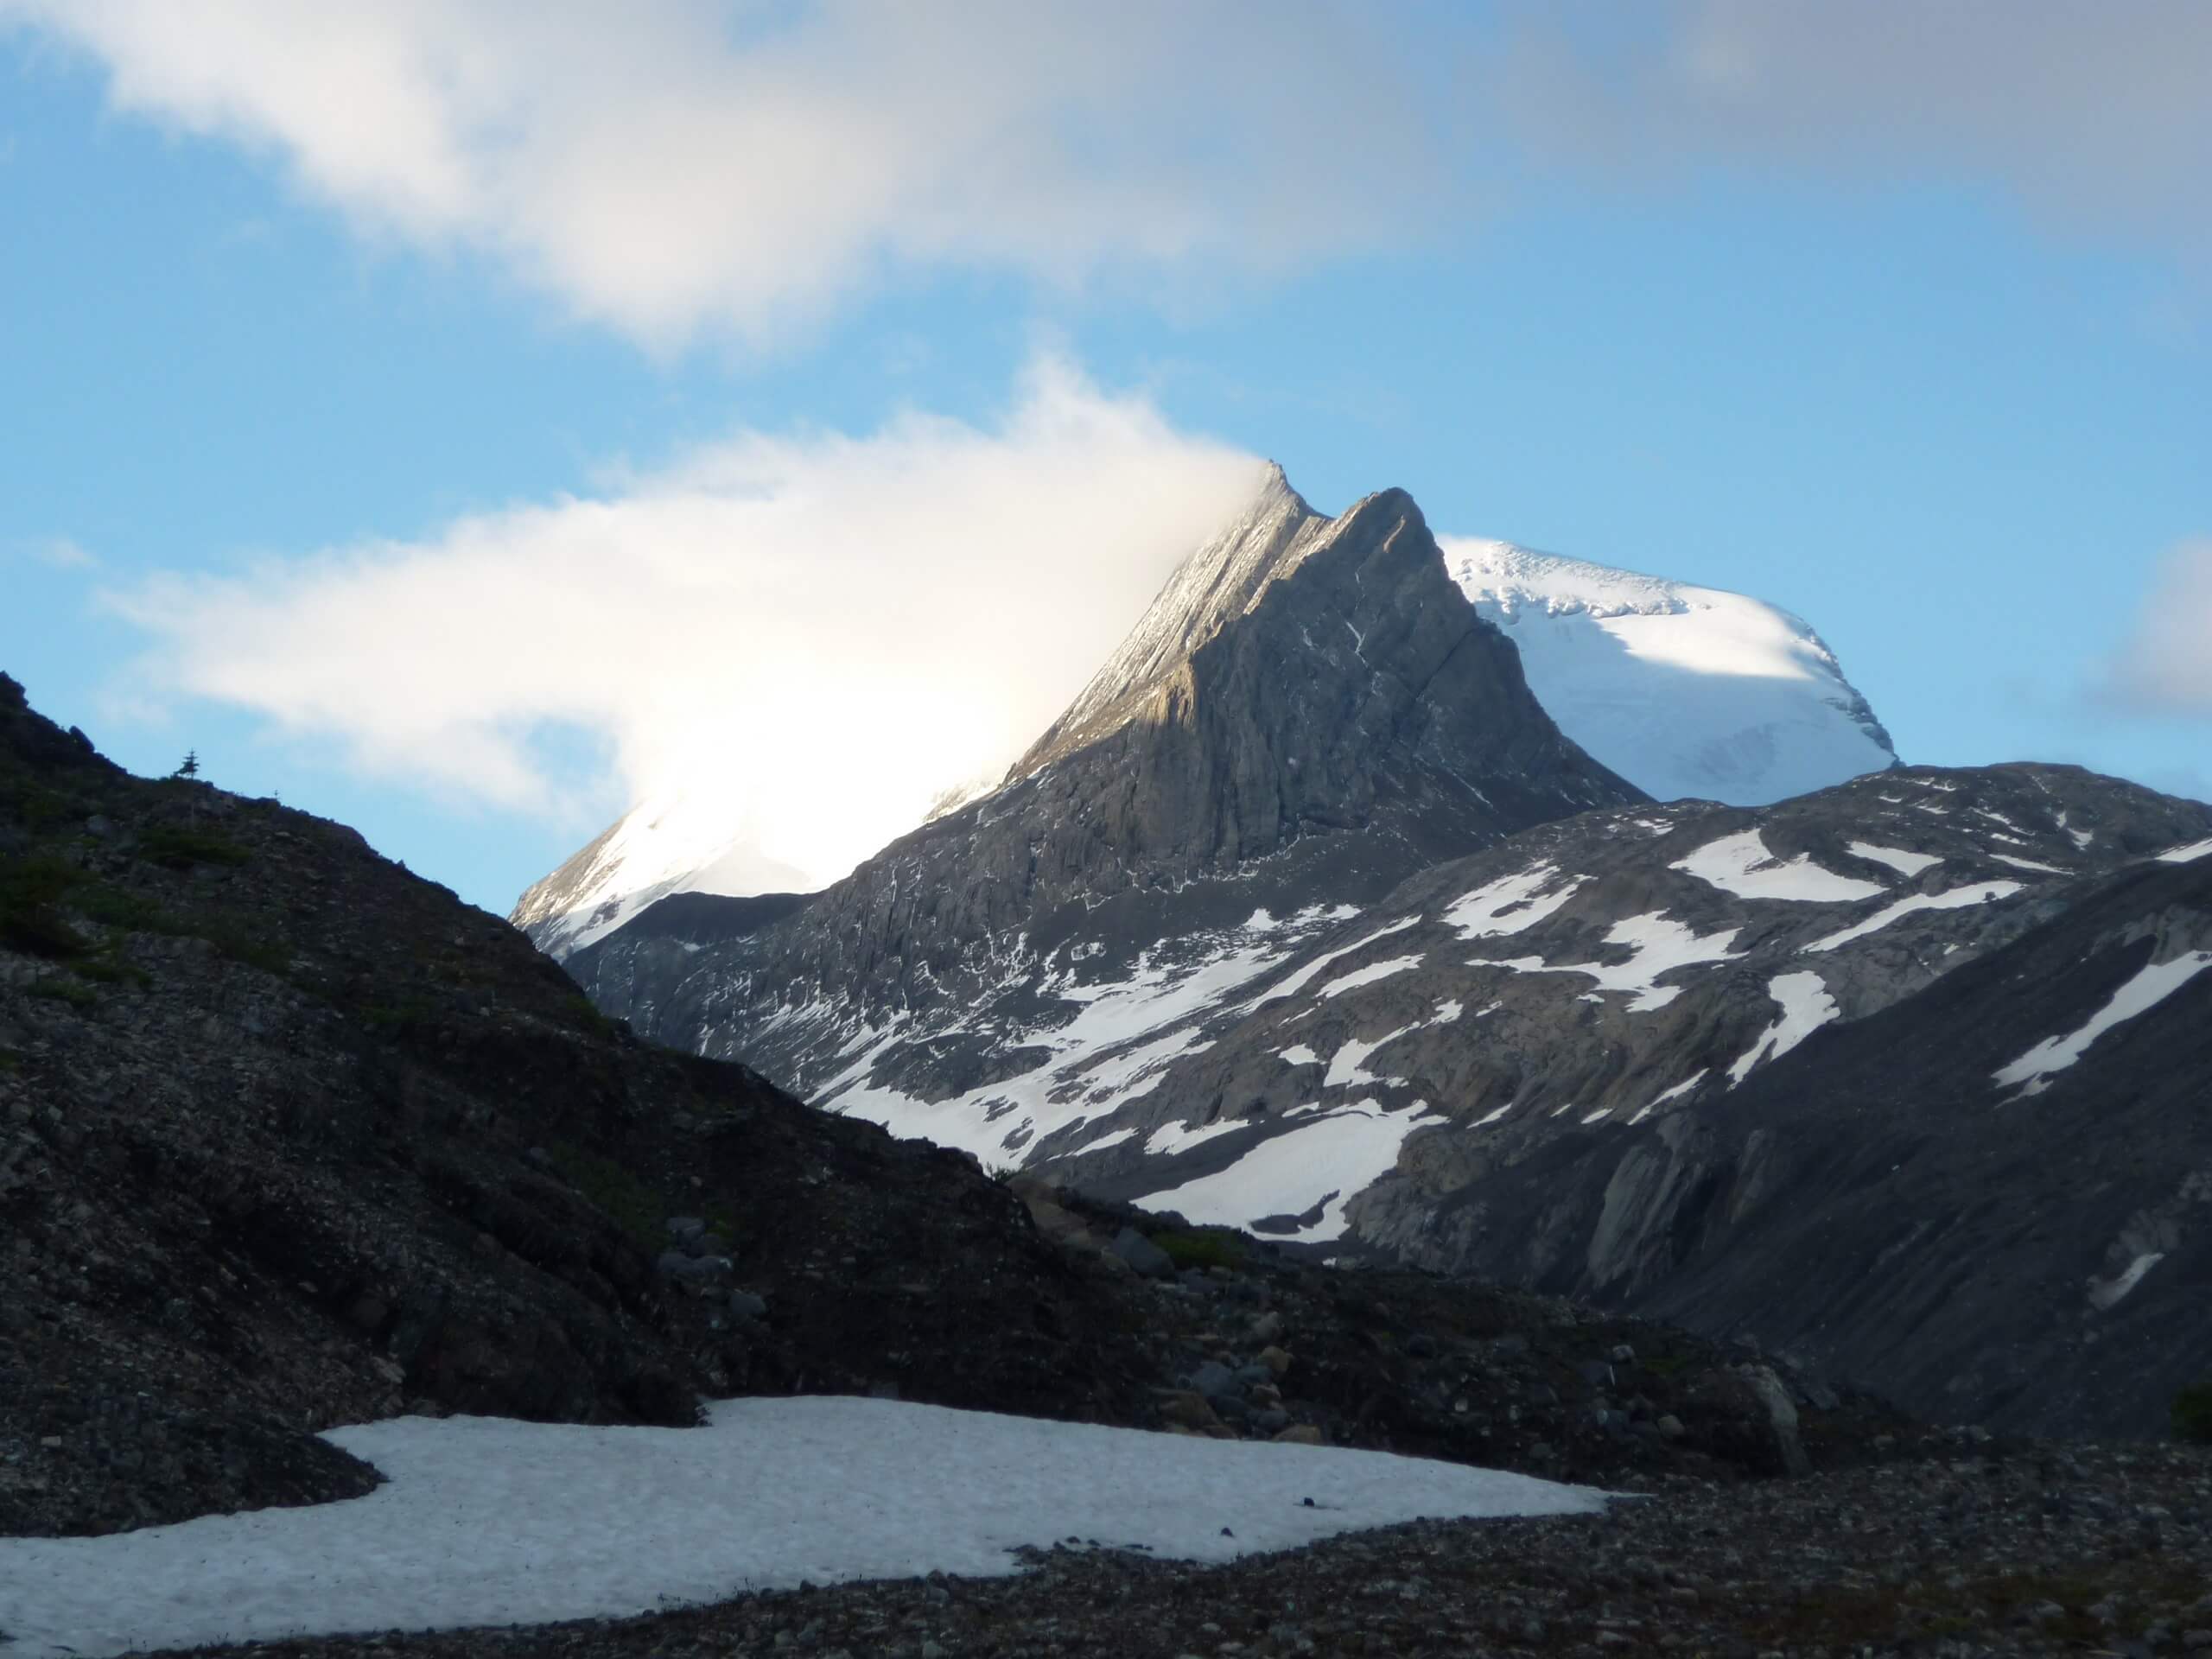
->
[[550, 470, 2212, 1438], [1049, 764, 2212, 1435]]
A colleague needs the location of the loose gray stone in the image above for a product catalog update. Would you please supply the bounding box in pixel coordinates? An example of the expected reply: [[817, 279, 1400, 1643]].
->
[[1113, 1228, 1175, 1281]]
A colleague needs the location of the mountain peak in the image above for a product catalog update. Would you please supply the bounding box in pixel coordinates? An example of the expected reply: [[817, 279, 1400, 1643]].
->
[[1441, 535, 1899, 806]]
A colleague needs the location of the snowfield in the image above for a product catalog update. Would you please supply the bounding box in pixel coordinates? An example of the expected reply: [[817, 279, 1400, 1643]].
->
[[0, 1399, 1609, 1659], [1443, 538, 1896, 807]]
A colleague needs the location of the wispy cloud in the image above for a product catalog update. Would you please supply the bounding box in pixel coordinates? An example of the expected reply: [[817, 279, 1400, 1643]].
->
[[14, 536, 99, 570], [0, 0, 1451, 349], [2103, 538, 2212, 716], [101, 358, 1267, 887], [9, 3, 2206, 351], [1490, 1, 2212, 259]]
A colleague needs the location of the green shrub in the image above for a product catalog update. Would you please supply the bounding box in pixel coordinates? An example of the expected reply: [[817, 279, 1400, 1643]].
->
[[196, 920, 289, 976], [2175, 1380, 2212, 1445], [138, 826, 251, 870], [549, 1142, 664, 1248], [27, 975, 96, 1008], [1152, 1228, 1248, 1271], [0, 854, 90, 958], [74, 884, 190, 935]]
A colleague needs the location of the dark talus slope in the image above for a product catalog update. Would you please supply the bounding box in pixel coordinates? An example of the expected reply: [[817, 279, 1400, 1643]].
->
[[0, 671, 1920, 1543], [566, 468, 1643, 1126], [0, 671, 1154, 1535], [1632, 850, 2212, 1439]]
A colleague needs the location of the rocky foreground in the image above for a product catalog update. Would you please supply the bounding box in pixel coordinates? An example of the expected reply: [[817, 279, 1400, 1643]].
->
[[132, 1435, 2212, 1658], [4, 663, 2209, 1659]]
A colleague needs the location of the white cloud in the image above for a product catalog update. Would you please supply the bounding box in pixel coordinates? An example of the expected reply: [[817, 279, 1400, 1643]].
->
[[0, 0, 1449, 348], [21, 537, 98, 569], [2106, 538, 2212, 715], [7, 3, 2207, 352], [101, 359, 1267, 890], [1491, 1, 2212, 259]]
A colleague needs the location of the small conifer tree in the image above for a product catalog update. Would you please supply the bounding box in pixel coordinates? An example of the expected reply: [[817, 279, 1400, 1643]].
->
[[173, 750, 200, 779]]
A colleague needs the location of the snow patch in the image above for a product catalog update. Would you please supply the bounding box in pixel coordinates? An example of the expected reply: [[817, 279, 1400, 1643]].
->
[[0, 1399, 1605, 1658], [1672, 830, 1886, 905], [1487, 911, 1744, 1013], [1313, 954, 1423, 1000], [1628, 1070, 1708, 1126], [1802, 881, 2023, 954], [1987, 853, 2069, 875], [1993, 950, 2212, 1094], [1139, 1103, 1447, 1242], [1846, 840, 1941, 878], [1255, 916, 1421, 1006], [1442, 864, 1583, 940], [1727, 972, 1840, 1084], [2156, 836, 2212, 865], [1323, 1027, 1414, 1089], [2088, 1251, 2166, 1311]]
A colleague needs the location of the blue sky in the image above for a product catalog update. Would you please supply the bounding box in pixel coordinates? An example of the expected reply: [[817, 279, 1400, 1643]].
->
[[3, 3, 2207, 913]]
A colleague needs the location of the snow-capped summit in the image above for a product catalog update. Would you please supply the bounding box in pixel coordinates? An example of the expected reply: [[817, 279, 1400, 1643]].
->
[[1442, 538, 1897, 807], [508, 791, 814, 960]]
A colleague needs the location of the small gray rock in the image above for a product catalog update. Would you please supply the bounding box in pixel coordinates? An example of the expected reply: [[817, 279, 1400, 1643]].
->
[[729, 1290, 769, 1323], [657, 1250, 731, 1282], [1191, 1359, 1243, 1402], [1113, 1227, 1175, 1280]]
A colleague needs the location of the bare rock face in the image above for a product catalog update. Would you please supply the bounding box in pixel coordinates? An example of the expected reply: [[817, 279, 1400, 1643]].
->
[[566, 470, 1642, 1103]]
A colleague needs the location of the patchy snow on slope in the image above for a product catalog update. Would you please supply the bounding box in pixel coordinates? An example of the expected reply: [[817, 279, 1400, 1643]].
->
[[1313, 954, 1424, 1000], [1489, 911, 1744, 1013], [1727, 972, 1840, 1084], [2088, 1251, 2167, 1311], [1802, 881, 2023, 954], [0, 1398, 1605, 1659], [2157, 836, 2212, 865], [1324, 1027, 1414, 1089], [1672, 830, 1887, 904], [1255, 916, 1420, 1006], [822, 914, 1310, 1165], [1988, 853, 2070, 875], [1140, 1103, 1447, 1242], [1441, 538, 1895, 807], [1993, 950, 2212, 1095], [1280, 1044, 1321, 1067], [1847, 840, 1942, 878], [1442, 863, 1583, 940], [1145, 1116, 1255, 1158], [1628, 1070, 1709, 1126]]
